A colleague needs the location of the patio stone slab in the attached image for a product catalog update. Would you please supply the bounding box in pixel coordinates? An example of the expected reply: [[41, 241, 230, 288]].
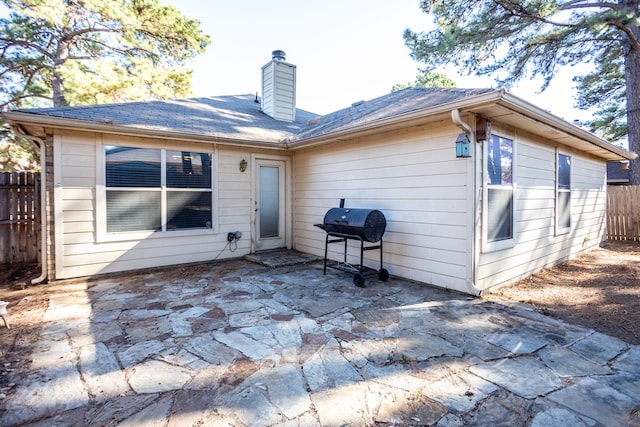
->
[[539, 346, 613, 377], [117, 340, 166, 368], [252, 364, 311, 419], [612, 345, 640, 374], [79, 342, 129, 400], [302, 338, 362, 392], [547, 376, 639, 425], [213, 329, 279, 361], [530, 405, 597, 427], [183, 336, 240, 365], [469, 357, 563, 399], [485, 329, 547, 354], [569, 331, 628, 364], [127, 360, 192, 394]]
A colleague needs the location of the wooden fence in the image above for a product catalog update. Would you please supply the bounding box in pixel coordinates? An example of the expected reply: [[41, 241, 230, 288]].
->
[[607, 185, 640, 241], [0, 172, 41, 266]]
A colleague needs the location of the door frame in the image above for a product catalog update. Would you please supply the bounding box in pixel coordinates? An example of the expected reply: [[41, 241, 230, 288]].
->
[[250, 154, 292, 252]]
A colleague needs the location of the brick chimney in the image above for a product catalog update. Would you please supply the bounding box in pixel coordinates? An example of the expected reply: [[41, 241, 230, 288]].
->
[[261, 50, 296, 122]]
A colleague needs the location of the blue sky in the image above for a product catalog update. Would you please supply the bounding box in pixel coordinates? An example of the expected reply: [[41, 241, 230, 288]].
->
[[168, 0, 594, 122], [0, 0, 593, 121]]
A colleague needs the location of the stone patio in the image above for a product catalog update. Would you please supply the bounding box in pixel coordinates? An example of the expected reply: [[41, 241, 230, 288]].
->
[[1, 252, 639, 426]]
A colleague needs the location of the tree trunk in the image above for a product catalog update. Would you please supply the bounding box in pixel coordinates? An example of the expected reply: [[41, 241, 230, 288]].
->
[[625, 10, 640, 185], [52, 39, 69, 107], [51, 72, 67, 107]]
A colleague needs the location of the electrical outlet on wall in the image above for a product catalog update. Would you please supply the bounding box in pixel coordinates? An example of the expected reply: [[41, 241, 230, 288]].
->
[[227, 231, 242, 242]]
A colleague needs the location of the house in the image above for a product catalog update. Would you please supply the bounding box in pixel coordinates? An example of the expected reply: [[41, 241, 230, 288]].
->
[[607, 161, 631, 185], [3, 51, 634, 295]]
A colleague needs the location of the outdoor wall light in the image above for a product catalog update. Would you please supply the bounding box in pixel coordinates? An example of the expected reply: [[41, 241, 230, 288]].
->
[[239, 159, 248, 172]]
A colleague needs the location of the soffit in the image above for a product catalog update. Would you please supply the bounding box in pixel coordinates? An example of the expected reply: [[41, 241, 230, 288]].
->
[[469, 103, 631, 161]]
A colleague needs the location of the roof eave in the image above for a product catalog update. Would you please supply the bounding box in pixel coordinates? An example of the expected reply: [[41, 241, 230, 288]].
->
[[1, 111, 290, 150], [496, 93, 635, 161], [287, 89, 507, 149], [289, 89, 635, 162]]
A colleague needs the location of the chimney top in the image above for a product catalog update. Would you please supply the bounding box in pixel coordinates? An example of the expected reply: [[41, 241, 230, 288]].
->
[[272, 50, 286, 61]]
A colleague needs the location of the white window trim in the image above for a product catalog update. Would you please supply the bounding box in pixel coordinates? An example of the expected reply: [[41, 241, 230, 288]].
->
[[96, 139, 217, 243], [555, 148, 571, 236], [481, 132, 516, 253]]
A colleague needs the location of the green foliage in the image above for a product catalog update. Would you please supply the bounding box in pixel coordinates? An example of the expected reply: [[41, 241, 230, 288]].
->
[[404, 0, 640, 143], [574, 46, 627, 141], [0, 0, 211, 109], [391, 71, 457, 92], [0, 120, 39, 171]]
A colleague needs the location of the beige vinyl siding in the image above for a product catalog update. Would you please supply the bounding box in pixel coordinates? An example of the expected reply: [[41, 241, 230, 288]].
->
[[293, 123, 474, 293], [261, 61, 296, 122], [55, 131, 259, 279], [261, 65, 274, 115], [476, 132, 607, 291]]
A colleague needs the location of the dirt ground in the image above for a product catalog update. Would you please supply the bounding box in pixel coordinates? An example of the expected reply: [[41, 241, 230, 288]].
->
[[483, 240, 640, 345], [0, 240, 639, 357]]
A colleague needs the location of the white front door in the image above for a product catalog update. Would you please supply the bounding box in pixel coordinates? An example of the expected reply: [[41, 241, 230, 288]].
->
[[254, 158, 286, 251]]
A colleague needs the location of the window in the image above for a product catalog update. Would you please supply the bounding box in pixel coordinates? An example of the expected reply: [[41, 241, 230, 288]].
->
[[557, 153, 571, 233], [485, 134, 514, 249], [105, 146, 213, 233]]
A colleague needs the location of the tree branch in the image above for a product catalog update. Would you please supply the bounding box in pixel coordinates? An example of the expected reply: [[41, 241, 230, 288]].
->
[[560, 1, 620, 11], [0, 38, 54, 60], [605, 19, 640, 52], [491, 0, 576, 28]]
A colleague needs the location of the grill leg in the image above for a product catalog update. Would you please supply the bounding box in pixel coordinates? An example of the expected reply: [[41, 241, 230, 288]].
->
[[343, 237, 348, 264], [323, 234, 329, 275], [359, 239, 365, 275]]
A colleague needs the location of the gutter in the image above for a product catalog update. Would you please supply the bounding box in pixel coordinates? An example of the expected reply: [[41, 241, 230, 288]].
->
[[12, 129, 47, 285], [451, 109, 483, 296]]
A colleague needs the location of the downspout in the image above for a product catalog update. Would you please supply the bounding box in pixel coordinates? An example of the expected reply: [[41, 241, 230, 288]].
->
[[13, 130, 47, 285], [451, 109, 483, 296]]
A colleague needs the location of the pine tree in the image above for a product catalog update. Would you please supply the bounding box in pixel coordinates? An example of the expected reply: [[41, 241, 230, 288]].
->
[[0, 0, 211, 109], [404, 1, 640, 183]]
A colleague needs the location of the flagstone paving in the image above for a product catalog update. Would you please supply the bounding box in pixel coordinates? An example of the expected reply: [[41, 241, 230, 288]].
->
[[1, 257, 639, 426]]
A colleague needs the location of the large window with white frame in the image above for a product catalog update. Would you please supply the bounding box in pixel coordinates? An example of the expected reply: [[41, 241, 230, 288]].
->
[[105, 146, 213, 233], [484, 133, 515, 251], [556, 152, 571, 234]]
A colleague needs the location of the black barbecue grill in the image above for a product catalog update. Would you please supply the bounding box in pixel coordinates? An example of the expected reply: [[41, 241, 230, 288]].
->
[[314, 200, 389, 287]]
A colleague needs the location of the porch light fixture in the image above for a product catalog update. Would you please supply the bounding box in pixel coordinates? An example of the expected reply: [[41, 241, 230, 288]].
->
[[239, 159, 248, 172]]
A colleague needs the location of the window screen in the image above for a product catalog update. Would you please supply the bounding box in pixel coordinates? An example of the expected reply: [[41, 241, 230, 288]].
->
[[105, 146, 213, 233], [486, 135, 514, 243], [106, 146, 160, 187], [557, 154, 571, 230]]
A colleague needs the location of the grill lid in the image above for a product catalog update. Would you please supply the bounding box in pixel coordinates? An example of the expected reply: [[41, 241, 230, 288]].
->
[[317, 208, 386, 242]]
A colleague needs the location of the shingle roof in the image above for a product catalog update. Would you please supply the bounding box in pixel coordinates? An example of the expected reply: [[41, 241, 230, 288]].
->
[[13, 88, 497, 144], [18, 94, 319, 143], [292, 88, 496, 141], [6, 87, 633, 162]]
